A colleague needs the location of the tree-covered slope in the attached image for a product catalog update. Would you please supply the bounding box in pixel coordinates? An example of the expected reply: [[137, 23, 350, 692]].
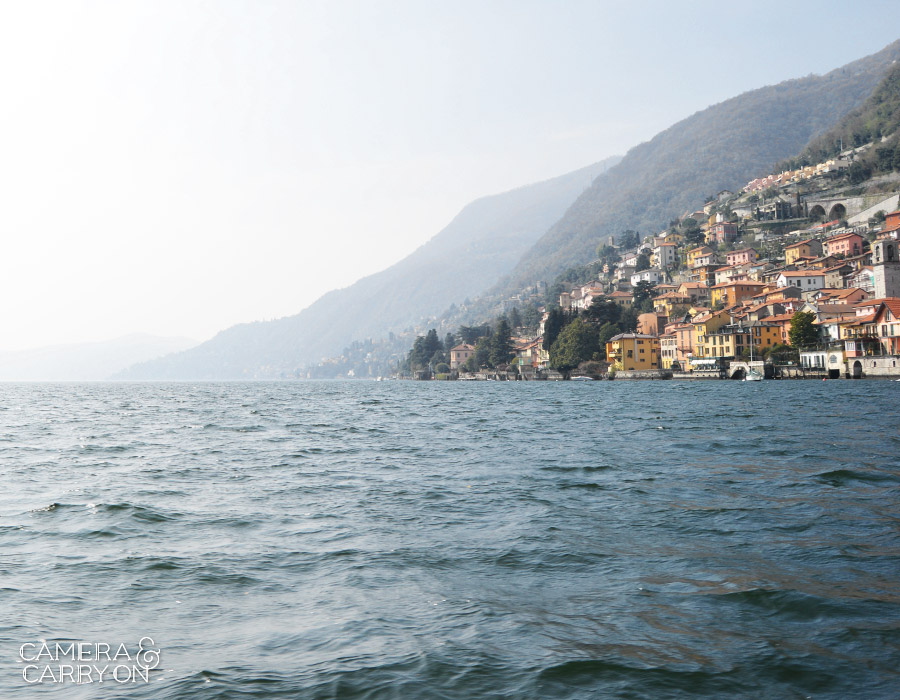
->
[[780, 59, 900, 168], [118, 156, 619, 379], [498, 40, 900, 295]]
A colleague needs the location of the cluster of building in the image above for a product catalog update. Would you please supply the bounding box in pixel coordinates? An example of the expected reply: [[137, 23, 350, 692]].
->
[[449, 202, 900, 379], [744, 158, 853, 192], [598, 209, 900, 378]]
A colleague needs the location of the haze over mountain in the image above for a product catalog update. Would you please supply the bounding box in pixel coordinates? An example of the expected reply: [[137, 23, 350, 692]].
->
[[117, 157, 619, 379], [498, 40, 900, 294], [119, 40, 900, 381], [0, 334, 196, 381]]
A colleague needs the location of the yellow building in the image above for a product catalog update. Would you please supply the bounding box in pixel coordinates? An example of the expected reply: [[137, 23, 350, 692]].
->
[[652, 292, 691, 317], [606, 333, 660, 371], [687, 246, 715, 268], [784, 238, 823, 265], [608, 290, 634, 306], [659, 332, 678, 369], [702, 322, 783, 359], [690, 310, 731, 358]]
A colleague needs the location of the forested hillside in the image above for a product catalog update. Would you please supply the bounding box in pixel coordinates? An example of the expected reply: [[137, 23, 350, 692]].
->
[[779, 60, 900, 173], [498, 40, 900, 295]]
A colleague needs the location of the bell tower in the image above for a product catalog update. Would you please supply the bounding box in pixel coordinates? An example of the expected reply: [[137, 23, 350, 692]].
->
[[873, 239, 900, 298]]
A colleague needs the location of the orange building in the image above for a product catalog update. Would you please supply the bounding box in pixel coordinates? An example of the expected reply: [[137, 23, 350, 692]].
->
[[710, 281, 766, 308]]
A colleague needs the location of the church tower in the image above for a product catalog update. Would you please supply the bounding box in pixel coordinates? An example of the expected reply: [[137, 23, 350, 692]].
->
[[873, 238, 900, 298]]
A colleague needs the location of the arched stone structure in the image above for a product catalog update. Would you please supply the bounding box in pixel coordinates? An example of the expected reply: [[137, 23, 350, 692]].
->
[[828, 203, 846, 221]]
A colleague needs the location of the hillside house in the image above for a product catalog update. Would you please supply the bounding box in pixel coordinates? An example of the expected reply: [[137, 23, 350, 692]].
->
[[776, 270, 826, 292], [631, 269, 663, 286], [652, 242, 678, 268], [824, 231, 865, 258], [450, 344, 475, 370], [606, 333, 660, 371], [707, 222, 738, 244], [785, 239, 823, 265], [726, 248, 758, 266]]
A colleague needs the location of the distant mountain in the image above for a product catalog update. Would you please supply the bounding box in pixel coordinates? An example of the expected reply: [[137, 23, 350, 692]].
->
[[117, 157, 619, 380], [498, 41, 900, 294], [0, 334, 197, 381]]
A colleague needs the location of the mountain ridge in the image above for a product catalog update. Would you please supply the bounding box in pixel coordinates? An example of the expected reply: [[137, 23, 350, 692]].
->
[[117, 157, 620, 379], [496, 40, 900, 295]]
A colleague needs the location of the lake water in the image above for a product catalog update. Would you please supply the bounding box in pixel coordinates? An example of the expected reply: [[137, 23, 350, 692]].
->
[[1, 381, 898, 698]]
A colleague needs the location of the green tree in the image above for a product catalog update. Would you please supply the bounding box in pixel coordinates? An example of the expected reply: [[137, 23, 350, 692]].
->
[[584, 299, 621, 326], [619, 230, 640, 250], [463, 356, 478, 373], [406, 335, 429, 369], [474, 335, 493, 368], [789, 311, 819, 348], [507, 307, 522, 330], [521, 304, 541, 331], [596, 322, 619, 360], [847, 161, 872, 185], [490, 319, 514, 367], [635, 252, 651, 272], [683, 225, 705, 246], [424, 329, 442, 359], [444, 333, 456, 357], [619, 306, 640, 332], [459, 325, 490, 345], [596, 243, 621, 265], [549, 318, 599, 379], [632, 280, 657, 308], [542, 307, 568, 351]]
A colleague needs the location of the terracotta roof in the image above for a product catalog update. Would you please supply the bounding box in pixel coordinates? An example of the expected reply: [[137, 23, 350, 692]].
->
[[861, 297, 900, 308], [844, 312, 877, 325], [653, 292, 690, 301], [779, 270, 825, 277], [785, 238, 818, 249], [881, 299, 900, 318], [826, 231, 863, 242], [609, 333, 658, 341], [711, 281, 765, 288]]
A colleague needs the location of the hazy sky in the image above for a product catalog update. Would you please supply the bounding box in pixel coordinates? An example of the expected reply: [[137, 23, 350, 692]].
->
[[1, 1, 899, 351]]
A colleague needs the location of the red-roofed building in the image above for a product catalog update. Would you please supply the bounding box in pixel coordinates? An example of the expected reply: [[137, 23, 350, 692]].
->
[[707, 222, 738, 244], [450, 344, 475, 370], [726, 248, 758, 266], [824, 231, 865, 258]]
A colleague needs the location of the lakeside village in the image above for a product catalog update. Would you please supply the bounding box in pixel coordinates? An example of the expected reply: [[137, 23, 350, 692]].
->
[[404, 148, 900, 381]]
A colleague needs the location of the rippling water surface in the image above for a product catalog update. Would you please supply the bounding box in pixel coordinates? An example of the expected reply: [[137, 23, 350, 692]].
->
[[1, 380, 899, 698]]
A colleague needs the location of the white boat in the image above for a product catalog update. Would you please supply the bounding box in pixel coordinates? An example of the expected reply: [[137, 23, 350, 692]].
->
[[743, 325, 763, 381]]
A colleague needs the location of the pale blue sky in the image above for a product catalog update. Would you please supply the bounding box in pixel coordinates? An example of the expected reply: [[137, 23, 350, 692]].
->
[[1, 1, 898, 350]]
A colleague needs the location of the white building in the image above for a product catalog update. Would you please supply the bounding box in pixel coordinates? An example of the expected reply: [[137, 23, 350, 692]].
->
[[775, 270, 826, 291], [630, 269, 663, 286]]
